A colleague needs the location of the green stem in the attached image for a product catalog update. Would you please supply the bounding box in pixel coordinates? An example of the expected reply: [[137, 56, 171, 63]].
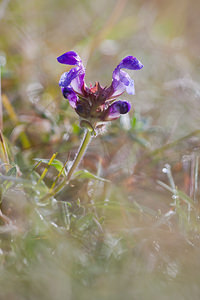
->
[[41, 129, 92, 200], [67, 129, 91, 181]]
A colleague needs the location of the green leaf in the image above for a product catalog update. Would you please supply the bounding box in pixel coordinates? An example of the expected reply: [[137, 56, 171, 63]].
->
[[2, 166, 18, 191], [131, 115, 137, 129], [6, 166, 17, 177], [73, 169, 110, 182], [72, 123, 81, 135], [33, 158, 64, 173]]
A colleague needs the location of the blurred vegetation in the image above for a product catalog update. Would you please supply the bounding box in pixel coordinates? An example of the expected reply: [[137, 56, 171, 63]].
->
[[1, 0, 200, 299]]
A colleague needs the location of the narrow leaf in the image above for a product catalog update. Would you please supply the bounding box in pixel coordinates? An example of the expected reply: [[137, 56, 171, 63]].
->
[[73, 169, 110, 182], [33, 158, 64, 172]]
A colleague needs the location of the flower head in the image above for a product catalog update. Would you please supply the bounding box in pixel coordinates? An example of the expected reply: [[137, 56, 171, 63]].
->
[[57, 51, 143, 127]]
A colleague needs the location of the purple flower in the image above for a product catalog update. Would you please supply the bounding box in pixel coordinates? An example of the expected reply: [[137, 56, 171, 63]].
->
[[57, 51, 143, 126]]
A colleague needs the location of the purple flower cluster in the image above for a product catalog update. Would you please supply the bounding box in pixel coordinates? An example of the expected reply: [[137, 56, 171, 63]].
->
[[57, 51, 143, 125]]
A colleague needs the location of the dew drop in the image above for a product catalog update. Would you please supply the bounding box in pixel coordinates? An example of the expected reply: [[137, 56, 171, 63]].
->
[[162, 167, 168, 173]]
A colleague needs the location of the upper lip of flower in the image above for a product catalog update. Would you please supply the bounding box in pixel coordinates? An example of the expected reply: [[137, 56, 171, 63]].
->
[[57, 51, 143, 122]]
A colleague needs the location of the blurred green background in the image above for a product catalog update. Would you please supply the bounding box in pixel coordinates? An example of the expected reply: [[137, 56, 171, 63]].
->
[[1, 0, 200, 299]]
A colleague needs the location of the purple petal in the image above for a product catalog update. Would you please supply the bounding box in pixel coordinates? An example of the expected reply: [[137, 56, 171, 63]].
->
[[111, 73, 135, 97], [111, 56, 143, 97], [58, 51, 85, 94], [104, 100, 131, 121], [57, 51, 82, 66], [117, 56, 143, 71], [61, 87, 78, 109], [59, 68, 85, 94], [110, 80, 126, 98], [70, 69, 85, 94], [125, 77, 135, 95], [59, 68, 80, 88], [119, 71, 135, 95]]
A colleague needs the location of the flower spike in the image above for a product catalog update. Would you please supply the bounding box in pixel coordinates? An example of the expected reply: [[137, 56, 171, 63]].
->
[[57, 51, 143, 127]]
